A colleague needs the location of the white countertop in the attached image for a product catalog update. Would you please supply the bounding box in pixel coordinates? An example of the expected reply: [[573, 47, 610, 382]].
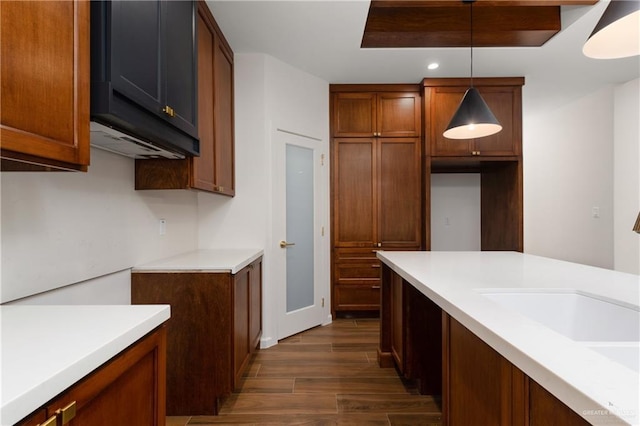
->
[[0, 305, 170, 426], [132, 249, 264, 274], [377, 251, 640, 426]]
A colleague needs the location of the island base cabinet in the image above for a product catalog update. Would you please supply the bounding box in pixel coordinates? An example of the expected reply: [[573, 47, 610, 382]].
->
[[444, 315, 593, 426], [16, 327, 167, 426], [380, 266, 596, 426]]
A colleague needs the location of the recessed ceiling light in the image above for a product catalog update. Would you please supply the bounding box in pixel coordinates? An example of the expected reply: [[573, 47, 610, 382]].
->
[[427, 62, 439, 70]]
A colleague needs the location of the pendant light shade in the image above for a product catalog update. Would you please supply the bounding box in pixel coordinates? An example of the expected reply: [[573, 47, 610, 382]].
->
[[633, 211, 640, 233], [583, 0, 640, 59], [443, 1, 502, 140], [443, 88, 502, 139]]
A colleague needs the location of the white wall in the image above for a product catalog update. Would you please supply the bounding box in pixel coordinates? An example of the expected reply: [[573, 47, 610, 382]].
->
[[613, 78, 640, 274], [430, 174, 481, 251], [524, 84, 619, 269], [197, 53, 330, 347], [1, 148, 199, 303]]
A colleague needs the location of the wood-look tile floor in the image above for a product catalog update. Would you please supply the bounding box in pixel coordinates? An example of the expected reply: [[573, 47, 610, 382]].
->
[[166, 318, 442, 425]]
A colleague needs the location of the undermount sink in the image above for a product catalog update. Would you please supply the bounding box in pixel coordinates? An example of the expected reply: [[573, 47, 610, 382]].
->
[[480, 290, 640, 372], [480, 290, 640, 342]]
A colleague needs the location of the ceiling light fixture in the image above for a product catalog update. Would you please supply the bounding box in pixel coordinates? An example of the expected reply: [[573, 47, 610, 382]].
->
[[583, 0, 640, 59], [443, 0, 502, 140], [428, 62, 439, 70]]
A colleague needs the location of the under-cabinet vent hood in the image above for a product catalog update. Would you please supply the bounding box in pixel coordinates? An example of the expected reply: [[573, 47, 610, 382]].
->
[[90, 122, 185, 160]]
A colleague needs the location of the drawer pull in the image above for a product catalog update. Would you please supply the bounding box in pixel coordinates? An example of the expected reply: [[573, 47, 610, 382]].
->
[[371, 286, 381, 289], [371, 264, 380, 268], [56, 400, 77, 425], [39, 415, 57, 426]]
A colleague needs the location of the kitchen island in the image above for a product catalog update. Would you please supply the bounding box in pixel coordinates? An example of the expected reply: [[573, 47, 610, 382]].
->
[[377, 251, 639, 426], [1, 304, 170, 425]]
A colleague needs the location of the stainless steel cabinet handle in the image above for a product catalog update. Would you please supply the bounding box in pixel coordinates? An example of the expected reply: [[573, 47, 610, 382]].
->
[[279, 240, 295, 248]]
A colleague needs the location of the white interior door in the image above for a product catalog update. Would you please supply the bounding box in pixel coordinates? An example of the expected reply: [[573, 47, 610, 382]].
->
[[274, 129, 327, 340]]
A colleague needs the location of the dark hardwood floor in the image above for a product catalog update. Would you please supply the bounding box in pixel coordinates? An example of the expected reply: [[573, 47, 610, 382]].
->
[[167, 318, 442, 425]]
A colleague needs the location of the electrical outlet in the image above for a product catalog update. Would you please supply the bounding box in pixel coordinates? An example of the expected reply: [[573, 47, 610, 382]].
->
[[592, 207, 600, 219]]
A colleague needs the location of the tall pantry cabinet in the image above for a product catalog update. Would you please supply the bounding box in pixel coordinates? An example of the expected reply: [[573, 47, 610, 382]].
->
[[330, 85, 422, 315]]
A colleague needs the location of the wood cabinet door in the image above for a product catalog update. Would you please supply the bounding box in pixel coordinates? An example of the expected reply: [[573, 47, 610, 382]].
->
[[473, 86, 521, 157], [445, 316, 515, 426], [428, 85, 521, 157], [0, 0, 89, 171], [332, 93, 376, 137], [212, 27, 235, 196], [332, 138, 378, 247], [378, 138, 421, 248], [249, 259, 263, 351], [377, 92, 421, 138], [233, 266, 251, 389], [164, 0, 198, 138], [428, 87, 474, 157], [193, 2, 235, 195], [194, 5, 217, 192], [46, 327, 166, 426]]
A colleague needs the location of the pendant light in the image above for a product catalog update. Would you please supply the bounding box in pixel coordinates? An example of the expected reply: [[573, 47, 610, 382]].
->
[[443, 0, 502, 140], [583, 0, 640, 59], [633, 211, 640, 233]]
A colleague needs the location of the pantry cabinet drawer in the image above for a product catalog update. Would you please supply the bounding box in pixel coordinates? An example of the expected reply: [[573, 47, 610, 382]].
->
[[334, 284, 380, 311]]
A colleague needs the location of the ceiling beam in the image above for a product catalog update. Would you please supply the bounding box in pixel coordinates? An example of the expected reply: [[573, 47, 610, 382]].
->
[[362, 0, 598, 48]]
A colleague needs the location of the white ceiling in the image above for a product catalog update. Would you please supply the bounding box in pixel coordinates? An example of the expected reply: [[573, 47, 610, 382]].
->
[[207, 0, 639, 116]]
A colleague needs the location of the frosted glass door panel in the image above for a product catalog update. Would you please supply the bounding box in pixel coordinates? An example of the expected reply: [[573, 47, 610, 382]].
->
[[286, 144, 314, 312]]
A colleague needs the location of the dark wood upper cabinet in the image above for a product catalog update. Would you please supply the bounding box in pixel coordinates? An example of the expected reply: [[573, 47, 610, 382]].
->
[[424, 78, 523, 158], [0, 0, 90, 172], [332, 90, 421, 138], [135, 1, 235, 195], [91, 0, 199, 157]]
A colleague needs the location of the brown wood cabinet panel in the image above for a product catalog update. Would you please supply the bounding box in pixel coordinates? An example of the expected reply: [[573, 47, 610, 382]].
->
[[132, 272, 232, 415], [481, 162, 523, 252], [131, 256, 262, 416], [446, 316, 514, 426], [331, 91, 421, 138], [333, 285, 380, 311], [46, 327, 166, 426], [390, 271, 405, 374], [135, 1, 235, 195], [424, 78, 523, 159], [377, 93, 422, 138], [249, 260, 263, 351], [529, 380, 590, 426], [332, 138, 377, 247], [0, 0, 90, 171], [332, 93, 377, 137], [378, 138, 422, 247], [233, 266, 251, 389]]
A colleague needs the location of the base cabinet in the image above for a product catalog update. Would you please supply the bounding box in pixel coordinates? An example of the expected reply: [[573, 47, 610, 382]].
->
[[131, 257, 263, 416], [16, 327, 167, 426], [380, 266, 594, 426]]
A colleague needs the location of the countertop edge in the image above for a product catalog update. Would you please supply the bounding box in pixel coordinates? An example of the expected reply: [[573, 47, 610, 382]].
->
[[132, 249, 264, 274]]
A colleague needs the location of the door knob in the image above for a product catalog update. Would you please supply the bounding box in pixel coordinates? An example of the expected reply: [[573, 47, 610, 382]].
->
[[280, 240, 295, 248]]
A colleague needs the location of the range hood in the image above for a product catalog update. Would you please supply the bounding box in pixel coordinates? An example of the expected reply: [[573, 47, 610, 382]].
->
[[90, 121, 185, 160], [89, 1, 199, 160]]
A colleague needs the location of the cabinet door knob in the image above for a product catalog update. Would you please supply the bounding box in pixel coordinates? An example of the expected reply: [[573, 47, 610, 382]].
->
[[162, 105, 175, 117]]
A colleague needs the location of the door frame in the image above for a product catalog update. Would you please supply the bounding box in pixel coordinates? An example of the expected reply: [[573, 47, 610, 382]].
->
[[269, 126, 332, 342]]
